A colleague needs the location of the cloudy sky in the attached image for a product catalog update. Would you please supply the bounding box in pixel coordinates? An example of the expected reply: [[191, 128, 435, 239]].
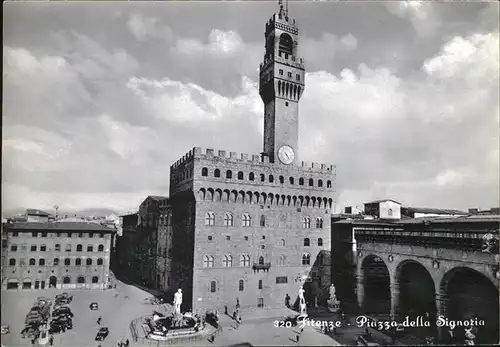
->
[[3, 0, 499, 215]]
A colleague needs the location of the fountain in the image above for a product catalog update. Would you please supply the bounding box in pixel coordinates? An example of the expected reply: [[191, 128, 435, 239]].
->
[[327, 284, 341, 313]]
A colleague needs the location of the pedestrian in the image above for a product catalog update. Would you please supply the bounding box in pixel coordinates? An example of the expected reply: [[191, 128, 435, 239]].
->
[[125, 338, 129, 347], [210, 334, 215, 343], [285, 294, 291, 308], [97, 316, 102, 325], [296, 333, 300, 343], [224, 305, 228, 315], [49, 335, 54, 346]]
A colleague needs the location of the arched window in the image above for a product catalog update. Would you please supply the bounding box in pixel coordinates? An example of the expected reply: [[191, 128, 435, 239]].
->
[[279, 255, 286, 266], [242, 214, 251, 227], [223, 255, 233, 268], [289, 177, 294, 185], [258, 256, 264, 265], [260, 174, 265, 182], [260, 215, 266, 227], [203, 255, 214, 268], [39, 258, 45, 266], [40, 245, 47, 252], [205, 212, 215, 226], [92, 276, 99, 284], [31, 245, 37, 252], [249, 172, 255, 181], [86, 258, 92, 266], [76, 244, 83, 252], [64, 258, 70, 266], [239, 279, 244, 291], [279, 33, 293, 56], [77, 276, 85, 284], [201, 167, 208, 176], [258, 279, 263, 289], [63, 276, 71, 284], [281, 239, 285, 246], [316, 217, 323, 229], [55, 244, 61, 252], [308, 178, 314, 187], [304, 238, 310, 246], [214, 169, 220, 177], [302, 253, 311, 265], [226, 170, 232, 179], [318, 238, 323, 247], [318, 179, 323, 187], [240, 254, 251, 267], [9, 258, 16, 266], [269, 175, 274, 183], [279, 176, 284, 184], [10, 245, 17, 252], [299, 178, 304, 186], [53, 258, 59, 266], [388, 209, 393, 216], [75, 258, 82, 266], [224, 213, 233, 227], [98, 244, 104, 252], [238, 171, 244, 180], [210, 281, 217, 293], [97, 258, 103, 265], [302, 217, 311, 229], [327, 180, 332, 188], [65, 244, 71, 252], [87, 245, 93, 252]]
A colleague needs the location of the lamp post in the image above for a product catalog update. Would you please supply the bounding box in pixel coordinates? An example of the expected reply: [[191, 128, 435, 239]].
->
[[53, 205, 59, 220]]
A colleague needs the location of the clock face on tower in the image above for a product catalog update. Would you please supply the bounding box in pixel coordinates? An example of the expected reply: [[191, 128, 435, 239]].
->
[[278, 145, 295, 165]]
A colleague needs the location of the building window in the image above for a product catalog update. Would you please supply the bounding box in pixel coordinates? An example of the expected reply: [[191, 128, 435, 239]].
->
[[279, 69, 283, 75], [276, 276, 288, 284], [76, 244, 83, 252], [30, 245, 37, 252], [244, 236, 248, 241], [9, 258, 16, 266], [75, 258, 82, 266], [78, 232, 83, 238], [318, 179, 323, 187], [97, 258, 103, 265], [29, 258, 36, 266], [205, 212, 215, 226], [208, 236, 213, 241], [39, 258, 45, 266], [260, 215, 266, 227], [210, 281, 217, 293], [53, 258, 59, 266], [224, 213, 233, 227], [388, 209, 393, 216], [223, 255, 233, 268], [287, 71, 292, 78], [279, 176, 284, 184], [249, 172, 255, 181], [32, 232, 37, 237], [63, 276, 71, 284], [278, 255, 286, 266], [318, 238, 323, 247], [296, 74, 300, 81], [240, 254, 251, 267], [65, 244, 71, 252], [238, 171, 244, 180], [40, 245, 47, 252], [327, 180, 332, 188], [262, 235, 266, 240], [201, 167, 208, 176], [87, 245, 93, 252], [309, 178, 314, 187], [269, 175, 274, 183], [86, 258, 92, 266], [98, 244, 104, 252], [226, 236, 231, 241], [303, 217, 311, 229], [55, 244, 61, 252], [302, 253, 311, 265], [280, 239, 285, 246], [258, 256, 264, 265], [316, 217, 324, 229], [10, 245, 17, 252], [13, 232, 19, 237], [242, 214, 251, 227], [258, 298, 264, 308], [226, 170, 232, 179], [92, 276, 99, 284], [261, 245, 265, 249], [289, 177, 294, 185], [214, 169, 221, 177], [239, 279, 244, 291], [304, 238, 310, 247], [258, 280, 263, 289], [285, 101, 289, 106], [299, 178, 304, 186], [260, 174, 265, 182], [203, 255, 214, 268], [64, 258, 71, 266], [77, 276, 85, 284], [99, 233, 104, 238]]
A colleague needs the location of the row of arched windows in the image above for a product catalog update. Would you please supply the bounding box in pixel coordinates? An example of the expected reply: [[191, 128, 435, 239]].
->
[[304, 238, 323, 246], [205, 212, 324, 229], [61, 275, 100, 284], [8, 257, 105, 266], [198, 188, 333, 209], [173, 166, 193, 185], [201, 168, 332, 188], [202, 254, 324, 268], [9, 244, 105, 252]]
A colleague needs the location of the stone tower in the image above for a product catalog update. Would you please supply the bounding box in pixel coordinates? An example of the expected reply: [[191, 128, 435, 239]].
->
[[260, 1, 305, 165]]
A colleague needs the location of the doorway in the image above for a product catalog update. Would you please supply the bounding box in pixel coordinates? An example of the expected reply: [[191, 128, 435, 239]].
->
[[257, 298, 264, 308]]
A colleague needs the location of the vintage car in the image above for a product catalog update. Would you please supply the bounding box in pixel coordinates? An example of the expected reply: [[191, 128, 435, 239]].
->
[[95, 327, 109, 341], [89, 302, 99, 311], [1, 325, 10, 335]]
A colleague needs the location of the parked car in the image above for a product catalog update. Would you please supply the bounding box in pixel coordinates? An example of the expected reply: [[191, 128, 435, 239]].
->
[[95, 327, 109, 341], [55, 298, 71, 306], [53, 308, 73, 318], [55, 293, 72, 301], [89, 302, 99, 310], [357, 334, 380, 346], [51, 319, 72, 330], [283, 314, 308, 327], [25, 312, 43, 325], [21, 326, 39, 339], [48, 325, 65, 335], [1, 325, 10, 335], [37, 329, 49, 346]]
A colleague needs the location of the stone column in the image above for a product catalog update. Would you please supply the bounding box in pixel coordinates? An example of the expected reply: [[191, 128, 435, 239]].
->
[[435, 292, 449, 342], [356, 271, 365, 310], [390, 282, 400, 320]]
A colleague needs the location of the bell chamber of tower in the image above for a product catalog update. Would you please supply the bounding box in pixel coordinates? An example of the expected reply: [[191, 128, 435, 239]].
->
[[259, 4, 305, 165]]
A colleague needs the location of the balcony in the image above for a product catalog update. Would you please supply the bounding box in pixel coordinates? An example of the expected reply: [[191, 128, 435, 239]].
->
[[252, 262, 271, 273]]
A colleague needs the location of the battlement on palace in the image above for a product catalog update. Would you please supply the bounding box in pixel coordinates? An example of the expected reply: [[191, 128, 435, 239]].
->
[[171, 147, 336, 174]]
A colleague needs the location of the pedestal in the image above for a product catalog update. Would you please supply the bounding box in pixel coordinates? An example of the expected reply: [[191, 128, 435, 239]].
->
[[356, 272, 365, 310], [390, 282, 400, 320], [435, 292, 449, 342]]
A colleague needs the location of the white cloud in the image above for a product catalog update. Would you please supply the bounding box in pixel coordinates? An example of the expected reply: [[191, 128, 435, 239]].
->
[[127, 14, 174, 42], [173, 29, 244, 56], [387, 1, 441, 38]]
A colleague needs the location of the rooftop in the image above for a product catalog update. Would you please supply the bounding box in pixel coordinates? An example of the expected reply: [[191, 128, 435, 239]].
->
[[4, 222, 115, 232], [364, 199, 401, 205], [26, 209, 50, 216], [403, 207, 468, 215]]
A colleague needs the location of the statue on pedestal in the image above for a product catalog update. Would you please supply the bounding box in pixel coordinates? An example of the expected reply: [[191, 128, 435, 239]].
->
[[173, 289, 183, 315], [298, 286, 307, 314], [327, 284, 340, 313]]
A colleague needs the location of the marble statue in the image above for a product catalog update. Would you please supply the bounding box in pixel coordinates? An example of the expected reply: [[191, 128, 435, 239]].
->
[[329, 284, 337, 301], [298, 286, 307, 314], [327, 284, 340, 313], [173, 289, 183, 314]]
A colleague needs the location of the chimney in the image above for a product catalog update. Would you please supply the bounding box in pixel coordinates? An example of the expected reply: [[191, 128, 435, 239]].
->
[[344, 206, 352, 214], [468, 208, 479, 214]]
